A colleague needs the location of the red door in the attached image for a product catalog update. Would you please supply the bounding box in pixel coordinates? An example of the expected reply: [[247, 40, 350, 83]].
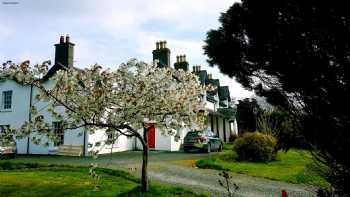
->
[[147, 124, 155, 149]]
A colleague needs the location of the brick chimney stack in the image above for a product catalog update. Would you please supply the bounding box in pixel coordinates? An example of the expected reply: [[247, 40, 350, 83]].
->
[[55, 35, 75, 68], [60, 36, 64, 43], [152, 40, 171, 68], [65, 34, 70, 43]]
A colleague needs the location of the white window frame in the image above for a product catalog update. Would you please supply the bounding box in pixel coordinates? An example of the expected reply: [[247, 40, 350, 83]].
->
[[1, 90, 13, 111], [52, 121, 64, 146]]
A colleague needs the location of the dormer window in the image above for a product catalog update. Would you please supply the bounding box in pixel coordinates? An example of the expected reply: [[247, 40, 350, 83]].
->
[[2, 90, 12, 110]]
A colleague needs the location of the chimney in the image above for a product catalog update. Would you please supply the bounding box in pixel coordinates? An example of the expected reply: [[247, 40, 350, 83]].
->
[[174, 54, 189, 71], [60, 35, 64, 43], [208, 73, 212, 79], [195, 65, 201, 72], [55, 35, 75, 68], [152, 40, 171, 68], [65, 34, 70, 43]]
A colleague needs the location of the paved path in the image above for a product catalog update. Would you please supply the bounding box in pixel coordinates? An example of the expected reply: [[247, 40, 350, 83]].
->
[[13, 151, 316, 197]]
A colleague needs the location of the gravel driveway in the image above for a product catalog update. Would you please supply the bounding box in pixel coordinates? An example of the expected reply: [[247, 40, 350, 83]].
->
[[13, 151, 317, 197]]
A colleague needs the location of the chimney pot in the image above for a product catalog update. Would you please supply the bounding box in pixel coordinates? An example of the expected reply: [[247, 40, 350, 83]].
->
[[156, 42, 160, 49], [60, 36, 64, 43], [176, 56, 179, 63], [164, 40, 167, 48], [65, 34, 70, 43], [193, 66, 196, 72], [198, 65, 201, 71]]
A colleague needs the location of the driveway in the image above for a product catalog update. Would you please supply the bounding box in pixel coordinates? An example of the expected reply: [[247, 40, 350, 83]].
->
[[13, 151, 316, 197]]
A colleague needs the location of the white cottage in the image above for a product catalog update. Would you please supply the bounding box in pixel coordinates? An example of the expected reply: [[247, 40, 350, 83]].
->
[[0, 36, 237, 156]]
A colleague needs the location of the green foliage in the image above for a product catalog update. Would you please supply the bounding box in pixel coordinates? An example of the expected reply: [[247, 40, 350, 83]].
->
[[204, 1, 350, 194], [196, 157, 228, 171], [196, 149, 328, 187], [257, 109, 307, 150], [223, 143, 234, 151], [233, 132, 277, 162], [236, 98, 262, 133]]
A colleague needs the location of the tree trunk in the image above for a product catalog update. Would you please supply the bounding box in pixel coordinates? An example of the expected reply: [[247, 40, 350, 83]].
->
[[141, 126, 149, 193], [117, 124, 149, 193]]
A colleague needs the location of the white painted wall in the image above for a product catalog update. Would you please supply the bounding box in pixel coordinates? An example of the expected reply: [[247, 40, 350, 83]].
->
[[225, 119, 231, 141], [88, 128, 134, 155], [0, 79, 31, 154], [231, 119, 238, 135], [0, 79, 87, 155], [135, 127, 189, 152], [205, 101, 215, 111], [218, 117, 224, 141]]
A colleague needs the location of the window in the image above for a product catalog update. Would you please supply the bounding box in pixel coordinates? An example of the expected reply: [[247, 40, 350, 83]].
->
[[2, 91, 12, 110], [52, 121, 64, 146]]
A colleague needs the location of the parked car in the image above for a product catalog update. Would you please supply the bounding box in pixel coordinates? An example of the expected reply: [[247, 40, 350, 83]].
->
[[0, 141, 16, 159], [183, 130, 223, 153]]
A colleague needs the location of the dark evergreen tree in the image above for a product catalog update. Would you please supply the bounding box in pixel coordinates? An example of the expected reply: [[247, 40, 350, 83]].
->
[[236, 98, 261, 133], [204, 1, 350, 195]]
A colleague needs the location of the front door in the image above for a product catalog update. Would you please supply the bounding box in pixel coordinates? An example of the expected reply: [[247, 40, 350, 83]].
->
[[147, 125, 155, 149]]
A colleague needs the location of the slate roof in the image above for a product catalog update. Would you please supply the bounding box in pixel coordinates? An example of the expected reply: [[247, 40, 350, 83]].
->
[[195, 70, 207, 85], [218, 86, 231, 101]]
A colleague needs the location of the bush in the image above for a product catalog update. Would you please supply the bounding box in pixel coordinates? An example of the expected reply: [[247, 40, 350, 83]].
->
[[229, 134, 238, 143], [257, 109, 308, 151], [233, 132, 277, 162]]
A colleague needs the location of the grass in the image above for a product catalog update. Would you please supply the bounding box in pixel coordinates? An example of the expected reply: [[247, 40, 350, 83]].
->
[[0, 162, 208, 197], [196, 144, 329, 188]]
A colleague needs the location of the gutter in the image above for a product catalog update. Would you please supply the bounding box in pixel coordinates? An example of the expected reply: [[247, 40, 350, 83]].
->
[[83, 127, 87, 157], [27, 84, 33, 154]]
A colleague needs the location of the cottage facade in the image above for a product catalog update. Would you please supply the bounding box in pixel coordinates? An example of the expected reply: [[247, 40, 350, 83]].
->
[[0, 36, 237, 156]]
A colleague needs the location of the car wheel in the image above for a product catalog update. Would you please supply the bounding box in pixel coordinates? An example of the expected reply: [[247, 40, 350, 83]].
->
[[206, 143, 211, 153]]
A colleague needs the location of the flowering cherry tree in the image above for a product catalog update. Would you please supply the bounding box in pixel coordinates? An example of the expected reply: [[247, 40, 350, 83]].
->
[[0, 59, 208, 192]]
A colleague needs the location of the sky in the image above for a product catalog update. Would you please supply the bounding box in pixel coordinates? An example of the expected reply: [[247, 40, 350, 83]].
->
[[0, 0, 253, 100]]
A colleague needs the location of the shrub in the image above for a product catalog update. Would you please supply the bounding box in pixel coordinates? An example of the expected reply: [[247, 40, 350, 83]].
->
[[257, 109, 308, 151], [229, 134, 238, 143], [233, 132, 277, 162]]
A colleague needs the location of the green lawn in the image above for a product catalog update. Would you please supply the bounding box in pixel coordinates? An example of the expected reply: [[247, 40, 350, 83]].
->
[[196, 145, 328, 188], [0, 162, 207, 197]]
